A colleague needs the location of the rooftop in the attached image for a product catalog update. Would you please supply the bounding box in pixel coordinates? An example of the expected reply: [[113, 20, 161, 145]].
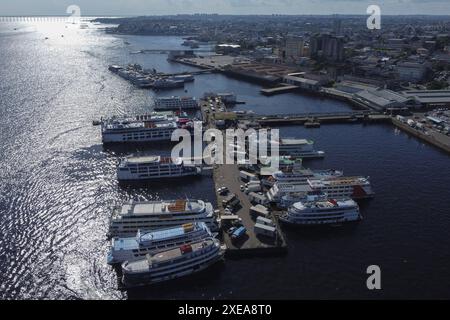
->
[[116, 199, 205, 217], [279, 138, 313, 145], [403, 90, 450, 104], [308, 176, 369, 187], [124, 239, 216, 271]]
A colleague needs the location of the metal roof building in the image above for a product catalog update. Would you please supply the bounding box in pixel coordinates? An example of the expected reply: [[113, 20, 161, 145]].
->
[[402, 90, 450, 107], [353, 88, 411, 111]]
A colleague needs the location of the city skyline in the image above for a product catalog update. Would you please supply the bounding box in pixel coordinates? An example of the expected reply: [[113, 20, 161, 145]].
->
[[1, 0, 450, 16]]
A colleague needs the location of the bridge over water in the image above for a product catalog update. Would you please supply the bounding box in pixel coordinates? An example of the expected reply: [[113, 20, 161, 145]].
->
[[237, 111, 389, 125]]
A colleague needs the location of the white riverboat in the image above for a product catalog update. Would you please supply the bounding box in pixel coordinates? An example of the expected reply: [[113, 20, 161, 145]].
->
[[108, 199, 219, 238], [107, 222, 213, 265], [154, 96, 199, 111], [117, 156, 204, 182], [101, 120, 177, 143], [276, 138, 325, 159], [267, 176, 374, 205], [121, 238, 224, 288], [280, 198, 361, 226]]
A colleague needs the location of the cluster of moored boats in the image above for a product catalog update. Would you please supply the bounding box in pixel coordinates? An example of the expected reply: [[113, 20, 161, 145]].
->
[[240, 153, 374, 226], [99, 96, 225, 288], [100, 98, 198, 144], [107, 200, 223, 288], [97, 91, 375, 288], [109, 64, 195, 89]]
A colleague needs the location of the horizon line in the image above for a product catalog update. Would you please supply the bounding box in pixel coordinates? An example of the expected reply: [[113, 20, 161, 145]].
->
[[2, 13, 450, 17]]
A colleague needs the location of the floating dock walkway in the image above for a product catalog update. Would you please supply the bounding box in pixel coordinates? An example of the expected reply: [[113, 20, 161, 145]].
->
[[260, 85, 299, 96]]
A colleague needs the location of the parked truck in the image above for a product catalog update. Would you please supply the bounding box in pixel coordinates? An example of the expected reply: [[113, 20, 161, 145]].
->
[[231, 226, 247, 241]]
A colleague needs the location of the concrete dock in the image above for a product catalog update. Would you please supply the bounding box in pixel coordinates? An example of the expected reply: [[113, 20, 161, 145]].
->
[[391, 117, 450, 155], [200, 97, 288, 258], [213, 164, 288, 258]]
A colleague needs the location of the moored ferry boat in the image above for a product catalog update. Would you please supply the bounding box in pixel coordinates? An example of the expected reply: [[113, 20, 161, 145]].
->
[[107, 222, 213, 265], [280, 198, 361, 226], [101, 120, 177, 143], [154, 96, 199, 111], [263, 168, 343, 187], [204, 92, 237, 104], [108, 199, 219, 238], [308, 176, 374, 199], [102, 111, 178, 126], [117, 155, 203, 182], [280, 191, 328, 208], [171, 74, 195, 82], [152, 79, 184, 89], [275, 138, 325, 159], [121, 238, 224, 288], [267, 176, 374, 205]]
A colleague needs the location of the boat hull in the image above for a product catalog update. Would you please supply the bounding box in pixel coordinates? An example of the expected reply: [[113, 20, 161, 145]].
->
[[121, 251, 224, 289], [279, 214, 362, 227]]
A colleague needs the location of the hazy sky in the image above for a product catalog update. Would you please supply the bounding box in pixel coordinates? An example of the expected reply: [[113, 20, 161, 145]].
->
[[1, 0, 450, 16]]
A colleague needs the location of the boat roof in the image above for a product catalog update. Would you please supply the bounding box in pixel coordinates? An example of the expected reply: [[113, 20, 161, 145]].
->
[[125, 239, 216, 270], [255, 223, 276, 232], [294, 198, 357, 210], [273, 169, 314, 178], [139, 223, 206, 243], [111, 223, 208, 251], [124, 156, 182, 165], [275, 183, 313, 192], [150, 238, 214, 263], [105, 120, 177, 130], [118, 199, 205, 217], [126, 155, 160, 164], [156, 96, 196, 101], [280, 138, 313, 145], [308, 176, 369, 187]]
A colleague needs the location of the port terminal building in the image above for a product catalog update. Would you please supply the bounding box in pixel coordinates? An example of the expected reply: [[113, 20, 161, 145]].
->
[[402, 90, 450, 108]]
